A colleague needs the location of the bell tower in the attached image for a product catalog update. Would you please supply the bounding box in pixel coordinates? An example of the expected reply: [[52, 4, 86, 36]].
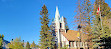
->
[[52, 6, 66, 48], [61, 16, 65, 30]]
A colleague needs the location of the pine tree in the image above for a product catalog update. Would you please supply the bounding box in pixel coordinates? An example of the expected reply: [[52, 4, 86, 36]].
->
[[50, 19, 56, 49], [39, 4, 49, 49], [30, 41, 36, 48], [36, 45, 39, 48], [7, 37, 24, 49], [92, 0, 111, 48], [48, 24, 55, 49], [0, 34, 4, 48], [26, 41, 30, 49], [39, 5, 54, 49]]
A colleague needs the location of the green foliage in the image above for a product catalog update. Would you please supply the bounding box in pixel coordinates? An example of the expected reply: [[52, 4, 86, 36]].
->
[[26, 41, 30, 49], [0, 34, 4, 48], [36, 45, 39, 48], [0, 38, 2, 48], [74, 0, 111, 48], [8, 37, 24, 49], [30, 41, 36, 48], [39, 4, 55, 49], [92, 0, 111, 48], [50, 20, 56, 48]]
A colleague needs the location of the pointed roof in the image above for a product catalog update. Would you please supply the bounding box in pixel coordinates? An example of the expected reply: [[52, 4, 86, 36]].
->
[[62, 16, 64, 22], [55, 6, 60, 21]]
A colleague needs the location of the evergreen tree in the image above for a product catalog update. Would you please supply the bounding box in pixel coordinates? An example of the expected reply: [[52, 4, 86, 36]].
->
[[26, 41, 30, 49], [39, 4, 49, 49], [7, 37, 24, 49], [50, 20, 56, 48], [39, 4, 55, 49], [30, 41, 36, 48], [0, 34, 4, 48], [92, 0, 111, 48], [49, 25, 55, 49], [36, 45, 39, 48]]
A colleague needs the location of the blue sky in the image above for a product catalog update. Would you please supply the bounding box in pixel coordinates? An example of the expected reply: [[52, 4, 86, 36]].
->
[[0, 0, 110, 44]]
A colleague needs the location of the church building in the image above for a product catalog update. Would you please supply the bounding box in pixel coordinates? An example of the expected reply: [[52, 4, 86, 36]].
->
[[51, 6, 89, 49]]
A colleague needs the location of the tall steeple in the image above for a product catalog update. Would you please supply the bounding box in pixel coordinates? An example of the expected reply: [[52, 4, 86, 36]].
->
[[55, 6, 60, 30], [61, 16, 64, 22], [54, 6, 61, 46], [55, 6, 60, 22]]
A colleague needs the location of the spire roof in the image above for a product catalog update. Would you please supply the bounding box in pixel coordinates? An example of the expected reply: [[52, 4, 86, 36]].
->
[[62, 16, 64, 22], [55, 6, 60, 21]]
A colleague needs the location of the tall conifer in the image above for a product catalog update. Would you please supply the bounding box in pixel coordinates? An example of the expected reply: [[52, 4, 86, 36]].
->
[[26, 41, 30, 49], [39, 5, 55, 49], [7, 37, 24, 49], [0, 34, 4, 48], [92, 0, 111, 48], [30, 41, 36, 48]]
